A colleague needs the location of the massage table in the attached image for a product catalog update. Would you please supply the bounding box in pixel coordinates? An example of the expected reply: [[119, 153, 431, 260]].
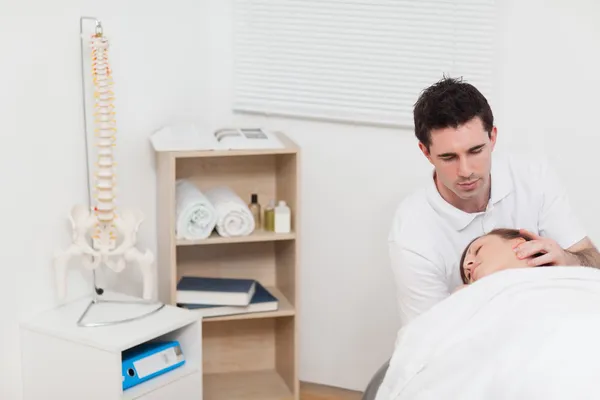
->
[[365, 267, 600, 400], [361, 359, 389, 400]]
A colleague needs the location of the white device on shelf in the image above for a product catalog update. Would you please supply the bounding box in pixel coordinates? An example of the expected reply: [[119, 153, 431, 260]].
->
[[150, 124, 285, 151]]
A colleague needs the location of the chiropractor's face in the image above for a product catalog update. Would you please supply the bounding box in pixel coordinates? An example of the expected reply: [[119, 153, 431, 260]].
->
[[419, 117, 496, 211], [462, 234, 528, 283]]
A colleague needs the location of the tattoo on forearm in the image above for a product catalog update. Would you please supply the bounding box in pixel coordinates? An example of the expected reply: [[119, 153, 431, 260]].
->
[[568, 248, 600, 268]]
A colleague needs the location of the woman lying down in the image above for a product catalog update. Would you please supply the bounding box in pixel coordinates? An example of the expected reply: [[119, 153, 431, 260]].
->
[[375, 228, 600, 400]]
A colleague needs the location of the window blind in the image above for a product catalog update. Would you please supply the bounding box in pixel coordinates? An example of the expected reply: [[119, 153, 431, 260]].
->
[[232, 0, 496, 128]]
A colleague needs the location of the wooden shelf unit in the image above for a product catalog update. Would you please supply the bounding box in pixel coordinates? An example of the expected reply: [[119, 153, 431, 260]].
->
[[155, 132, 300, 400]]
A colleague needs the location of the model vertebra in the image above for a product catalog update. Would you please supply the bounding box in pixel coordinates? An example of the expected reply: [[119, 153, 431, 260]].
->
[[54, 29, 155, 301]]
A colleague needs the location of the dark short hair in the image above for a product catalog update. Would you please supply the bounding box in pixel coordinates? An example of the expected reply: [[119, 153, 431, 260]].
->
[[413, 76, 494, 150], [459, 228, 541, 284]]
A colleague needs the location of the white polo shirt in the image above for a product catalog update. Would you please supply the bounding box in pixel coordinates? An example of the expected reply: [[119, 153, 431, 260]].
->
[[388, 152, 587, 326]]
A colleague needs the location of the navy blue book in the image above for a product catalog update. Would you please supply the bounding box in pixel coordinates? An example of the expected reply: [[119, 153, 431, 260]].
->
[[178, 281, 279, 318], [176, 276, 256, 306]]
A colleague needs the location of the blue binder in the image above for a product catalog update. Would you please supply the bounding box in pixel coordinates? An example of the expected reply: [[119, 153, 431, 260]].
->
[[122, 340, 185, 390]]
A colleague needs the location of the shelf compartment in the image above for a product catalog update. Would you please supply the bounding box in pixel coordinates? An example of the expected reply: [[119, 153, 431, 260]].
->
[[122, 314, 203, 399], [202, 317, 297, 399], [204, 370, 293, 400], [174, 152, 298, 234], [175, 240, 297, 310], [176, 229, 296, 246]]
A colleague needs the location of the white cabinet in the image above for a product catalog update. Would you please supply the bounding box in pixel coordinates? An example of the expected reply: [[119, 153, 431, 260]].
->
[[20, 292, 202, 399]]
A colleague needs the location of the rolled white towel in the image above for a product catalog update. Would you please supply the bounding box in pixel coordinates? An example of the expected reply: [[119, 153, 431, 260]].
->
[[204, 186, 255, 237], [175, 180, 218, 240]]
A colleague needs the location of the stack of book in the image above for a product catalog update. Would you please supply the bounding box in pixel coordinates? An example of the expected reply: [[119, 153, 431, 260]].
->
[[175, 276, 279, 318]]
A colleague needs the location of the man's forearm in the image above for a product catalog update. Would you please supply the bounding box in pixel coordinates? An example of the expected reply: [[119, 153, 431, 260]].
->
[[567, 247, 600, 268]]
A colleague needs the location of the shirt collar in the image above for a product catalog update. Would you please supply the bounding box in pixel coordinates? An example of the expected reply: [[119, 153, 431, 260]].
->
[[426, 153, 514, 231]]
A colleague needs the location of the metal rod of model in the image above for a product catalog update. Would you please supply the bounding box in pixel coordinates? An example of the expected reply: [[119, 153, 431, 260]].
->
[[53, 17, 164, 326]]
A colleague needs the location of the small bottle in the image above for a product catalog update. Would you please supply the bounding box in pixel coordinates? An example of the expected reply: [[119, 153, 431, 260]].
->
[[274, 200, 291, 233], [264, 200, 275, 232], [248, 193, 261, 230]]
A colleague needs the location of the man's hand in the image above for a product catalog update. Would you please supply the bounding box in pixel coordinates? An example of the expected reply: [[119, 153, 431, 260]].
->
[[513, 229, 579, 267], [514, 229, 600, 268]]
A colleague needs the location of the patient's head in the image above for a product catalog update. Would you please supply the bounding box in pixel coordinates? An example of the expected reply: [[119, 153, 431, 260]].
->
[[460, 228, 545, 284]]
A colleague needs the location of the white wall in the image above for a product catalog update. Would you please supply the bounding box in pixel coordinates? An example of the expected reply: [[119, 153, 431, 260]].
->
[[1, 0, 599, 398]]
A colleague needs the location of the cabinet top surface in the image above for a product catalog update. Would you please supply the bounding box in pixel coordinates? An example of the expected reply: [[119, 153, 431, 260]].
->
[[21, 292, 200, 352]]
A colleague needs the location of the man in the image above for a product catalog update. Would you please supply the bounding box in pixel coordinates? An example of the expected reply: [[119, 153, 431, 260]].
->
[[388, 76, 600, 326]]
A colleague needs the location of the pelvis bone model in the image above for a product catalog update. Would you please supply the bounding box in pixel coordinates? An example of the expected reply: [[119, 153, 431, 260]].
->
[[54, 30, 154, 301]]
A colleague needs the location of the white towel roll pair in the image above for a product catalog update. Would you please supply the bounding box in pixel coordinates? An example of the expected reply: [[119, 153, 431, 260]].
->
[[175, 180, 255, 239]]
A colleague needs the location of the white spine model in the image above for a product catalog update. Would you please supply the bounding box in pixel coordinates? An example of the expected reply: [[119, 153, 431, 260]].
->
[[54, 30, 155, 301]]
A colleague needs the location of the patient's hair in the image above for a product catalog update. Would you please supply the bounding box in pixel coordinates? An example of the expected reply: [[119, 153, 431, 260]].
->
[[413, 76, 494, 150], [459, 228, 540, 285]]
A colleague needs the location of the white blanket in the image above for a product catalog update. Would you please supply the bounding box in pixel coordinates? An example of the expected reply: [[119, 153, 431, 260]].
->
[[376, 266, 600, 400], [204, 186, 255, 237], [175, 179, 217, 240]]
